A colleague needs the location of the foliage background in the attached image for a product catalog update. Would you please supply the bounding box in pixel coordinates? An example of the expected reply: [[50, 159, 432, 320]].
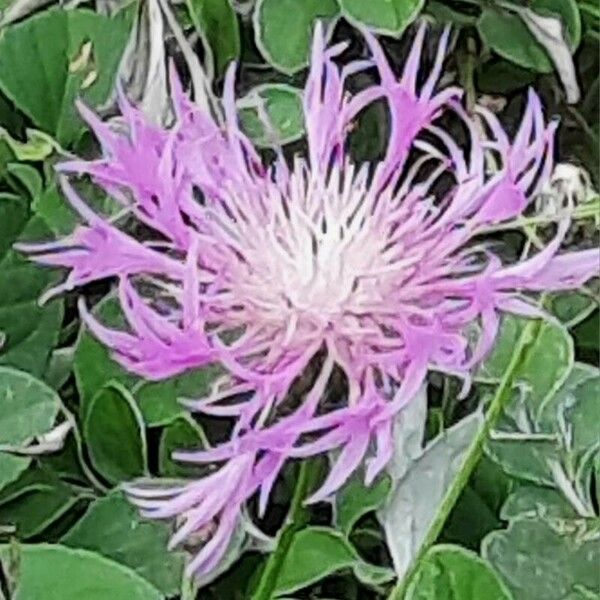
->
[[0, 0, 597, 598]]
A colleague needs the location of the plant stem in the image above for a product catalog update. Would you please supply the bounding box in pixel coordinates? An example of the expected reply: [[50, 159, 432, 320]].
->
[[387, 318, 543, 600], [251, 460, 317, 600]]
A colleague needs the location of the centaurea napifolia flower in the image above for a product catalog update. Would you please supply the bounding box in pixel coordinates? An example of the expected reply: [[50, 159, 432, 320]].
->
[[20, 23, 599, 576]]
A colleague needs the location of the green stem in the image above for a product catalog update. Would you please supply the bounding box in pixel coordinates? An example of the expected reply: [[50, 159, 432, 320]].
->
[[388, 318, 543, 600], [251, 460, 317, 600]]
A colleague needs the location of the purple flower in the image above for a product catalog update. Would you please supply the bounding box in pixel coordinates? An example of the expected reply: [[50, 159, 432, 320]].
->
[[20, 22, 599, 576]]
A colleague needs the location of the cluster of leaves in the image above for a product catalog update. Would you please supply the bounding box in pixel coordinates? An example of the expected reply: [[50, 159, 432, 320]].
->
[[0, 0, 597, 598]]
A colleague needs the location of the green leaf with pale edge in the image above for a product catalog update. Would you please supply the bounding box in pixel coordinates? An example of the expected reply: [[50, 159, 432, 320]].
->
[[0, 468, 78, 539], [187, 0, 240, 75], [483, 519, 600, 600], [83, 382, 147, 484], [500, 486, 578, 521], [478, 1, 580, 74], [159, 416, 207, 477], [254, 0, 339, 74], [0, 366, 60, 444], [239, 84, 305, 148], [477, 316, 573, 409], [0, 544, 163, 600], [0, 202, 64, 377], [0, 8, 130, 146], [335, 473, 391, 536], [273, 527, 393, 595], [340, 0, 423, 36], [405, 545, 513, 600], [0, 454, 30, 493], [75, 296, 221, 426], [479, 8, 553, 72], [62, 491, 184, 596]]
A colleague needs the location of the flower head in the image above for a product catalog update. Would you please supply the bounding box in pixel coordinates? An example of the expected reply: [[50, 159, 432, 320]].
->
[[20, 22, 598, 576]]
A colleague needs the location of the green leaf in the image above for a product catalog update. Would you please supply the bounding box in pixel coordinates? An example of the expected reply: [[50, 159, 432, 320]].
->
[[487, 364, 598, 494], [478, 1, 580, 73], [133, 363, 222, 427], [530, 0, 581, 48], [478, 317, 573, 409], [483, 518, 600, 600], [0, 544, 163, 600], [158, 416, 207, 477], [0, 366, 60, 445], [74, 297, 137, 418], [62, 491, 184, 596], [83, 382, 147, 484], [564, 375, 599, 452], [0, 468, 79, 539], [0, 208, 64, 376], [239, 84, 305, 148], [0, 454, 30, 494], [478, 8, 553, 72], [6, 163, 42, 199], [0, 8, 131, 146], [186, 0, 240, 75], [500, 486, 579, 521], [442, 458, 512, 550], [380, 410, 483, 577], [32, 183, 78, 237], [405, 545, 513, 600], [335, 473, 391, 536], [550, 291, 597, 327], [340, 0, 423, 36], [273, 526, 393, 596], [75, 296, 221, 426], [253, 0, 339, 74]]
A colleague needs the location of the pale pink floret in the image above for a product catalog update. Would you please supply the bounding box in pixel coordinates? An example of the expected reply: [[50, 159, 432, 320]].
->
[[20, 22, 599, 576]]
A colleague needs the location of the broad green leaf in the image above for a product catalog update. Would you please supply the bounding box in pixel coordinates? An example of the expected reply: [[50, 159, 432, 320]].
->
[[6, 163, 42, 199], [62, 491, 184, 596], [478, 317, 573, 410], [239, 84, 305, 148], [158, 416, 207, 477], [478, 1, 580, 73], [0, 454, 30, 492], [83, 382, 147, 484], [0, 366, 60, 444], [254, 0, 339, 74], [186, 0, 240, 75], [335, 473, 391, 536], [488, 364, 598, 499], [134, 363, 222, 427], [442, 458, 511, 550], [0, 544, 163, 600], [43, 346, 75, 390], [564, 375, 600, 451], [379, 410, 483, 577], [550, 292, 597, 327], [530, 0, 581, 48], [75, 296, 221, 426], [405, 545, 513, 600], [340, 0, 423, 36], [74, 297, 137, 418], [0, 207, 64, 376], [32, 183, 78, 237], [0, 128, 56, 162], [478, 8, 553, 72], [500, 486, 579, 520], [0, 468, 78, 539], [273, 526, 393, 596], [483, 518, 600, 600], [0, 8, 131, 146]]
